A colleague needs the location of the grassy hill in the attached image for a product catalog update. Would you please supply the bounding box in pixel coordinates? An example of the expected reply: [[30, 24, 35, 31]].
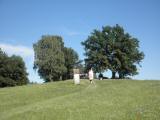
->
[[0, 80, 160, 120]]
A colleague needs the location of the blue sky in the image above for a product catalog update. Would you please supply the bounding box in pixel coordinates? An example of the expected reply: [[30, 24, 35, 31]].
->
[[0, 0, 160, 82]]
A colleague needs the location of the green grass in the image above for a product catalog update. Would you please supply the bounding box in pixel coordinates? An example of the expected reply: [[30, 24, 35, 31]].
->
[[0, 80, 160, 120]]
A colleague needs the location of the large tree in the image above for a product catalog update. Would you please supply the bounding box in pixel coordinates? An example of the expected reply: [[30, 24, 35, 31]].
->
[[0, 48, 29, 87], [81, 29, 109, 73], [33, 35, 67, 82], [82, 24, 144, 79]]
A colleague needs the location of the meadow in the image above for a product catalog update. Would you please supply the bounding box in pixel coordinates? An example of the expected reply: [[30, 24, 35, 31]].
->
[[0, 79, 160, 120]]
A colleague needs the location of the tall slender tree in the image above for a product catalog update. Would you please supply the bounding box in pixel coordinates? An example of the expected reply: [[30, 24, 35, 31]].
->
[[33, 35, 66, 82]]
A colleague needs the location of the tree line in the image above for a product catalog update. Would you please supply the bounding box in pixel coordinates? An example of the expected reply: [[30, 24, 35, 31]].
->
[[0, 24, 145, 87], [0, 48, 29, 87]]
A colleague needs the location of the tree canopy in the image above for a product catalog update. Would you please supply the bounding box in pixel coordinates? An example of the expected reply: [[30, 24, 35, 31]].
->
[[33, 35, 79, 82], [81, 29, 109, 73], [62, 47, 79, 80], [82, 24, 144, 79], [0, 48, 29, 87]]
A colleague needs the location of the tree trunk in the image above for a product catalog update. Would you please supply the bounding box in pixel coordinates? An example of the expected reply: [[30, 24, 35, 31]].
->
[[119, 72, 122, 79], [112, 71, 116, 79], [119, 72, 124, 79], [50, 69, 53, 81], [60, 76, 62, 81], [49, 74, 52, 82]]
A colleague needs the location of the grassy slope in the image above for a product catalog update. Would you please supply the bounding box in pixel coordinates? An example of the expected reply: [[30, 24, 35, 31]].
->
[[0, 80, 160, 120]]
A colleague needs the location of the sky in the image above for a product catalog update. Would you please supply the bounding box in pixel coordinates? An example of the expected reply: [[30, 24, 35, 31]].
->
[[0, 0, 160, 83]]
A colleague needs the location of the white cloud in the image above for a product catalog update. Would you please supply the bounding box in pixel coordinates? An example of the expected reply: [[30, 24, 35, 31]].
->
[[0, 43, 34, 58]]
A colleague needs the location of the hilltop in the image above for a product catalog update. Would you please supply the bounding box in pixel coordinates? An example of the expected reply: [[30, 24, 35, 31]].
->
[[0, 80, 160, 120]]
